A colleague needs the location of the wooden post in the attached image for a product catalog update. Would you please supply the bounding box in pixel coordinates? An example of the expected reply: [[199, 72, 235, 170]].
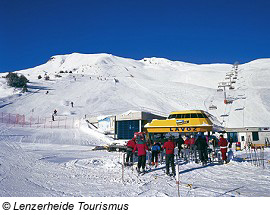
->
[[122, 153, 125, 183], [176, 161, 180, 197], [22, 115, 25, 127]]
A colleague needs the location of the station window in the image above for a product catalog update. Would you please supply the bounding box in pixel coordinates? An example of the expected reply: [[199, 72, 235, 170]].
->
[[190, 113, 197, 118], [184, 114, 191, 118], [197, 113, 204, 118], [168, 114, 176, 119], [252, 132, 259, 141], [178, 114, 185, 118], [117, 120, 139, 139]]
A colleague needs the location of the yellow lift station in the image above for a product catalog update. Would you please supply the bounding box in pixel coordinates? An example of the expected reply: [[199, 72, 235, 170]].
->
[[144, 110, 223, 134]]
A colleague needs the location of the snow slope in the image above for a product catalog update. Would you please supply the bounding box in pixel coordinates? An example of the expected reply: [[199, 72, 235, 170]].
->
[[1, 53, 269, 128], [1, 123, 270, 197]]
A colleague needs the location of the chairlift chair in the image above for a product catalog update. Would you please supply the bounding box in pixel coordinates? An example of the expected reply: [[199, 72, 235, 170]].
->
[[235, 107, 245, 111], [209, 104, 217, 110], [220, 114, 229, 117], [217, 88, 223, 92], [224, 99, 233, 104]]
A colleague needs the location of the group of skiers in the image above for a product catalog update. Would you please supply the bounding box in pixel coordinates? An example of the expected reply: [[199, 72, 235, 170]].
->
[[125, 132, 231, 175]]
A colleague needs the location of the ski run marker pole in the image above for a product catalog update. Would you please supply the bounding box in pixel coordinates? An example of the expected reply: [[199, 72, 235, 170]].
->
[[176, 161, 180, 197], [122, 153, 125, 183]]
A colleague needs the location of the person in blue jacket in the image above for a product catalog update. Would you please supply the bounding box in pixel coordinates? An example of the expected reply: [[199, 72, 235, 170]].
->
[[151, 142, 161, 167]]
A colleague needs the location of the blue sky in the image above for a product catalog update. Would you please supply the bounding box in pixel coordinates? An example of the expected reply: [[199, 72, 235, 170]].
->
[[0, 0, 270, 72]]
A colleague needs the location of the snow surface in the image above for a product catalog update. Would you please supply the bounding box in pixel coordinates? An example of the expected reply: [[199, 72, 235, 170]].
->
[[0, 53, 270, 197]]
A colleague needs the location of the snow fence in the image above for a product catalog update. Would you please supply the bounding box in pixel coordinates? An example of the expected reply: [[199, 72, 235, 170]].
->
[[0, 112, 81, 129]]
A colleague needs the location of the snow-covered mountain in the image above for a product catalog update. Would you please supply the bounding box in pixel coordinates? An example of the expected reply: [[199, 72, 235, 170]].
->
[[1, 53, 270, 198], [1, 53, 270, 128]]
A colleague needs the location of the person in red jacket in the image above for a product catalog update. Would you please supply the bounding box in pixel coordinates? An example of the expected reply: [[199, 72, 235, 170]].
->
[[132, 135, 149, 173], [218, 134, 228, 163], [163, 136, 176, 176], [189, 135, 198, 163], [126, 137, 136, 165], [184, 136, 190, 148]]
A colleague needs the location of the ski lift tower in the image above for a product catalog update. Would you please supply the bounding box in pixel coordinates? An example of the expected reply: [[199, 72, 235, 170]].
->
[[218, 82, 227, 101], [234, 61, 239, 69]]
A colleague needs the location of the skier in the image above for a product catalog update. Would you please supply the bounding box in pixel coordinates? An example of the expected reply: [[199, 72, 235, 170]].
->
[[53, 109, 57, 115], [210, 136, 218, 161], [151, 142, 161, 167], [125, 137, 136, 166], [132, 135, 148, 173], [190, 135, 198, 163], [71, 101, 74, 108], [177, 135, 184, 158], [218, 134, 228, 164], [183, 135, 190, 162], [229, 137, 233, 149], [162, 136, 176, 176], [195, 132, 208, 165]]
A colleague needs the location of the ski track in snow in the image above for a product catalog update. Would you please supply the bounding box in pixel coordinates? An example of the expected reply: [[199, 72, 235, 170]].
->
[[0, 123, 270, 196]]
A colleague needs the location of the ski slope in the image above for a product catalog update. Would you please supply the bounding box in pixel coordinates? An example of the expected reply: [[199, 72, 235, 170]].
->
[[1, 53, 270, 197], [1, 53, 270, 127], [1, 123, 270, 197]]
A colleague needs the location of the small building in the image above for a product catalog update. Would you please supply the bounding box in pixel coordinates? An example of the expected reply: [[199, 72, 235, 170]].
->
[[86, 111, 166, 140], [115, 111, 166, 139], [226, 127, 270, 149]]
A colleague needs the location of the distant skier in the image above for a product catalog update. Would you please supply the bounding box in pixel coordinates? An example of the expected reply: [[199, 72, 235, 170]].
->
[[132, 135, 148, 173], [151, 142, 161, 167], [53, 109, 57, 115], [218, 134, 228, 164], [71, 101, 74, 107], [162, 136, 176, 176], [45, 91, 49, 94], [195, 132, 208, 166], [125, 137, 136, 166]]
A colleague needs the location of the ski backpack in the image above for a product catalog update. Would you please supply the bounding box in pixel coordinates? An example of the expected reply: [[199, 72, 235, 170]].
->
[[152, 144, 161, 152]]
